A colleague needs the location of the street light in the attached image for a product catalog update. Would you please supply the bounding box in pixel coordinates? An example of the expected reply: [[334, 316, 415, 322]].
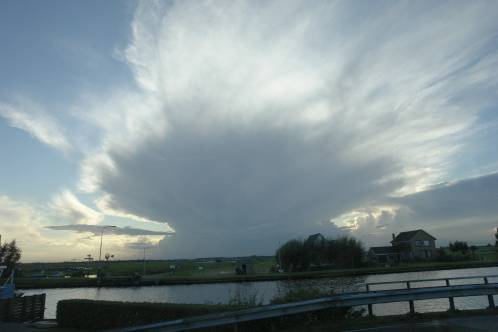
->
[[97, 226, 116, 282], [99, 225, 116, 262], [142, 246, 153, 276]]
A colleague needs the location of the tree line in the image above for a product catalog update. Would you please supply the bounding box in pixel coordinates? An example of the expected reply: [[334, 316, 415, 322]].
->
[[276, 235, 364, 272]]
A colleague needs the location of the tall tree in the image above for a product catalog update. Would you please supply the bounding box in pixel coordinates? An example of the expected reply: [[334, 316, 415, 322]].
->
[[0, 240, 22, 275]]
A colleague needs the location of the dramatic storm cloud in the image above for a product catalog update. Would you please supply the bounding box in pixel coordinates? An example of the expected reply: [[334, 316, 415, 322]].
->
[[2, 1, 498, 260], [78, 1, 498, 257]]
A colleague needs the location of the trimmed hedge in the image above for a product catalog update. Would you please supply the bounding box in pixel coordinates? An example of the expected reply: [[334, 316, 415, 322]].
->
[[57, 299, 242, 329], [57, 299, 352, 330]]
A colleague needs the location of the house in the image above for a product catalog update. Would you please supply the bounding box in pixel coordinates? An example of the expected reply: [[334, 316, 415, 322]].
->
[[305, 233, 326, 246], [368, 229, 438, 264], [367, 246, 400, 265], [391, 229, 438, 260]]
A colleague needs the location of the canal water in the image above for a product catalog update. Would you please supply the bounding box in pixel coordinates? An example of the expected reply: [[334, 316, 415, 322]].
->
[[22, 266, 498, 319]]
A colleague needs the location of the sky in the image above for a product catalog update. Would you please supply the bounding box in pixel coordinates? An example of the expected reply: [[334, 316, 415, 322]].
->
[[1, 0, 498, 262]]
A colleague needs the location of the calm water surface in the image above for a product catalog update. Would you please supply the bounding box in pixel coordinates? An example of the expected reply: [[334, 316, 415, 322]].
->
[[23, 266, 498, 319]]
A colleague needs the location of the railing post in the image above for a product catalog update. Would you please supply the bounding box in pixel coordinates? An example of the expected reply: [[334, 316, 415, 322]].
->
[[446, 279, 456, 312], [407, 281, 415, 315], [484, 277, 495, 309], [366, 284, 373, 317]]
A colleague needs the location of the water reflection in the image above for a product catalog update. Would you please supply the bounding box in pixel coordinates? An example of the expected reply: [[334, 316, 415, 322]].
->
[[23, 266, 498, 319]]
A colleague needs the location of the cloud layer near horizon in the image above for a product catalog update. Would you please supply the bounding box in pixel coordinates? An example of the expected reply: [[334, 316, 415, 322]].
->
[[46, 224, 173, 236]]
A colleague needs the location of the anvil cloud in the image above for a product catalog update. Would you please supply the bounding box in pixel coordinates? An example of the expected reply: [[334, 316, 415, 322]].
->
[[1, 1, 498, 260], [79, 1, 498, 257]]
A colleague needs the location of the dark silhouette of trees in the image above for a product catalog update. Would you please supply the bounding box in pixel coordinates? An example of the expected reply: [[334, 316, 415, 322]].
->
[[495, 227, 498, 247], [0, 239, 22, 275], [276, 239, 308, 272], [470, 245, 478, 259], [449, 241, 469, 253], [276, 236, 364, 272], [325, 237, 364, 269]]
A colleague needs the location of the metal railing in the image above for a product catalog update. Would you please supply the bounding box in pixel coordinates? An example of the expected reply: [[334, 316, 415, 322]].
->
[[365, 274, 498, 316], [109, 275, 498, 332]]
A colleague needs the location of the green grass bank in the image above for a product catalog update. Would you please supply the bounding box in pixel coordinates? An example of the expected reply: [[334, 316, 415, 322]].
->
[[12, 259, 498, 289]]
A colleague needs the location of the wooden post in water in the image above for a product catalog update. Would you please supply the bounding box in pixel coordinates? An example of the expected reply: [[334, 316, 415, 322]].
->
[[407, 281, 415, 314], [366, 284, 373, 317], [446, 279, 456, 311], [484, 277, 495, 308]]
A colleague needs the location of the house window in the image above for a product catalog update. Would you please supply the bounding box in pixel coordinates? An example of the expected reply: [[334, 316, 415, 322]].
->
[[423, 240, 430, 246], [415, 240, 422, 246]]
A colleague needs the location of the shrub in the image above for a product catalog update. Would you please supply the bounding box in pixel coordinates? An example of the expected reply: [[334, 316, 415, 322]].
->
[[449, 241, 469, 253], [271, 287, 332, 304], [270, 287, 352, 327], [227, 289, 262, 307]]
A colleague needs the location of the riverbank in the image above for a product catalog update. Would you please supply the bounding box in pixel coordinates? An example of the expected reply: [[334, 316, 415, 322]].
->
[[14, 260, 498, 289]]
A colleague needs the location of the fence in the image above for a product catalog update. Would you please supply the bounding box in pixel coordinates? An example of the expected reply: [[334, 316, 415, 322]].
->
[[0, 294, 46, 322], [110, 275, 498, 332]]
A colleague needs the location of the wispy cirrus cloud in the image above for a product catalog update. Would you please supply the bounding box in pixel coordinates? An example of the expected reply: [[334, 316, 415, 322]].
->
[[0, 100, 71, 152], [51, 190, 103, 225]]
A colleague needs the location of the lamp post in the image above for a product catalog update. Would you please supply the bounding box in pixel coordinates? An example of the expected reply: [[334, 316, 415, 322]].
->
[[99, 225, 116, 262], [142, 246, 152, 276], [97, 225, 116, 282]]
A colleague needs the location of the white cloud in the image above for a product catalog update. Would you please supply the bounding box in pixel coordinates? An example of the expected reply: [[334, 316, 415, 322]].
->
[[0, 101, 71, 152], [51, 190, 103, 225], [0, 195, 45, 243], [336, 172, 498, 247], [96, 194, 171, 226], [0, 193, 172, 262], [0, 195, 91, 262]]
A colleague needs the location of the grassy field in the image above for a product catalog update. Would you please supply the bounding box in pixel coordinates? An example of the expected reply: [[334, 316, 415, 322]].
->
[[18, 256, 275, 279], [475, 245, 498, 260], [12, 246, 498, 289]]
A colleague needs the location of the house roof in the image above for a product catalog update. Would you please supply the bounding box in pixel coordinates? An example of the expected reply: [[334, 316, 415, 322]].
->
[[392, 229, 436, 242], [369, 246, 397, 255], [305, 233, 325, 244]]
